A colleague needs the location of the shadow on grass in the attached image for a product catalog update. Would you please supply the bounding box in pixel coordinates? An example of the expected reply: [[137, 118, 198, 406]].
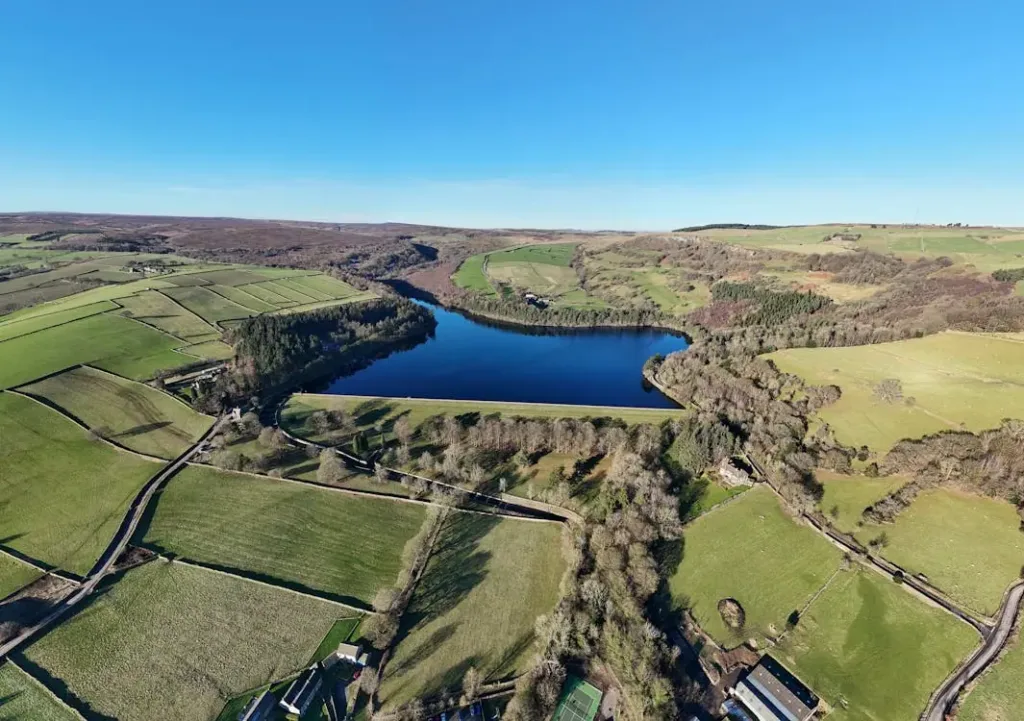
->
[[115, 421, 174, 439]]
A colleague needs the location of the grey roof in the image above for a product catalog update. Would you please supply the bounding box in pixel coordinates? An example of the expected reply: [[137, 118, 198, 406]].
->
[[738, 655, 818, 721], [281, 666, 322, 711]]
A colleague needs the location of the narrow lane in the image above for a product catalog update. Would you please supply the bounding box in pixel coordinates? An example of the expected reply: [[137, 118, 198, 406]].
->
[[921, 581, 1024, 721]]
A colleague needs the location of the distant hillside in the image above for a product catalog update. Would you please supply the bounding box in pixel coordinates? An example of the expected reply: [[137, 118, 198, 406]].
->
[[673, 223, 789, 232]]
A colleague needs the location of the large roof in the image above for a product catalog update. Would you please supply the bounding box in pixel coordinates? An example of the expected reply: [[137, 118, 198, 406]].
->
[[737, 655, 818, 721]]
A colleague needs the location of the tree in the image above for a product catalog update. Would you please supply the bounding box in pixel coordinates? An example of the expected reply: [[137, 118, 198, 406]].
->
[[373, 463, 390, 484], [317, 449, 345, 483], [461, 667, 482, 705], [310, 410, 332, 436], [393, 416, 413, 446]]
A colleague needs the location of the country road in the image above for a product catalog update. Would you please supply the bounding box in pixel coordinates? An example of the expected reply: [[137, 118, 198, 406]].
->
[[921, 581, 1024, 721], [0, 416, 227, 660]]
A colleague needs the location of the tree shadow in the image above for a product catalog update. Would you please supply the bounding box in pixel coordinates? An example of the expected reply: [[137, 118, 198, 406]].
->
[[115, 421, 173, 439]]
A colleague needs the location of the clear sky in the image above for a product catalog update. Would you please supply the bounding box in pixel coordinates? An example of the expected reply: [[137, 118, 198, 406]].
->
[[2, 0, 1022, 229]]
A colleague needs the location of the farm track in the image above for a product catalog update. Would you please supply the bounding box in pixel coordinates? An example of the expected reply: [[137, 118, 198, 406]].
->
[[0, 416, 227, 661]]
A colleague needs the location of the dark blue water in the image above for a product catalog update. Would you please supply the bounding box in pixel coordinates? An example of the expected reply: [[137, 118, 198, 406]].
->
[[325, 303, 688, 408]]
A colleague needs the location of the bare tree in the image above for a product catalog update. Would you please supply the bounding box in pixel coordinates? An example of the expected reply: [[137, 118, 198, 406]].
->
[[317, 449, 345, 484]]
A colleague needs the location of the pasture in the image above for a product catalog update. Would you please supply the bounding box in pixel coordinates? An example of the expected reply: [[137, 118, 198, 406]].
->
[[959, 634, 1024, 721], [0, 552, 42, 601], [817, 471, 909, 533], [380, 513, 566, 707], [780, 567, 978, 721], [0, 662, 83, 721], [161, 285, 256, 325], [22, 366, 214, 458], [283, 393, 687, 445], [116, 289, 220, 341], [0, 313, 191, 388], [855, 488, 1024, 616], [22, 559, 343, 721], [452, 254, 496, 294], [669, 486, 843, 645], [692, 224, 1024, 269], [0, 392, 162, 576], [768, 331, 1024, 453], [0, 300, 118, 342], [139, 465, 426, 606]]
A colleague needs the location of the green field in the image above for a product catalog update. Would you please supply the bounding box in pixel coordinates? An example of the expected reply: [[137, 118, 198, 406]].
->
[[0, 662, 83, 721], [670, 486, 843, 645], [0, 313, 192, 388], [768, 332, 1024, 453], [780, 567, 978, 721], [0, 300, 119, 342], [681, 478, 749, 522], [855, 489, 1024, 616], [284, 393, 686, 444], [140, 465, 426, 606], [0, 392, 162, 575], [381, 514, 566, 707], [959, 634, 1024, 721], [452, 254, 495, 294], [817, 471, 910, 533], [0, 552, 42, 601], [692, 224, 1024, 270], [22, 559, 343, 721], [22, 366, 214, 459], [161, 285, 257, 325], [116, 289, 221, 341]]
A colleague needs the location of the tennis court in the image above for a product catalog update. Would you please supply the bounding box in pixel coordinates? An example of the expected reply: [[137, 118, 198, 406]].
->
[[552, 676, 603, 721]]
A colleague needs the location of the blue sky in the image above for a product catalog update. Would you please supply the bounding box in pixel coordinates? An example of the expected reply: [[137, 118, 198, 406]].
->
[[2, 0, 1022, 228]]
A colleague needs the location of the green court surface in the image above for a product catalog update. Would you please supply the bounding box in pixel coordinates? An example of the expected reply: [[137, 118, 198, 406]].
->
[[552, 676, 602, 721]]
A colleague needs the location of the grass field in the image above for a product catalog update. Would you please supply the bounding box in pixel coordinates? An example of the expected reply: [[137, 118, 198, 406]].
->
[[0, 300, 119, 342], [22, 366, 214, 458], [0, 313, 191, 388], [681, 478, 749, 522], [779, 567, 978, 721], [0, 552, 43, 601], [380, 514, 566, 707], [140, 465, 426, 606], [855, 489, 1024, 616], [283, 393, 687, 445], [959, 634, 1024, 721], [670, 486, 843, 645], [0, 392, 162, 576], [0, 662, 83, 721], [116, 290, 221, 341], [161, 285, 257, 325], [22, 559, 343, 721], [768, 331, 1024, 453], [452, 254, 495, 294], [817, 471, 910, 533]]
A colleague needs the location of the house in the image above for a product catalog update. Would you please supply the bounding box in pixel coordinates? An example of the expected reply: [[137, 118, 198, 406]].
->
[[524, 292, 538, 301], [239, 690, 277, 721], [718, 458, 753, 488], [324, 641, 368, 669], [279, 666, 323, 717], [726, 655, 819, 721]]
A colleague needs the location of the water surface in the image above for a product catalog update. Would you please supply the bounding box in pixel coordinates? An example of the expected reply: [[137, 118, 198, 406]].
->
[[325, 303, 688, 408]]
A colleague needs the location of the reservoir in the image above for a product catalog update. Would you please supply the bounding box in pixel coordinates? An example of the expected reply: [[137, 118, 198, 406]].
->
[[325, 302, 688, 408]]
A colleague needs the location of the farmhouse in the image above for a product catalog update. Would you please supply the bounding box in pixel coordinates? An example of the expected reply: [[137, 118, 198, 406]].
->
[[725, 655, 819, 721], [718, 458, 753, 488], [324, 641, 368, 668], [279, 665, 323, 717]]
